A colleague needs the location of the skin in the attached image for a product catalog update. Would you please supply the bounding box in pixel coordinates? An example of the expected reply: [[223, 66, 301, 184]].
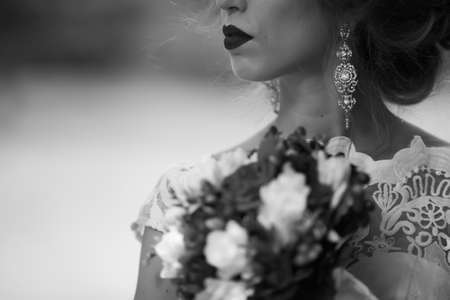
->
[[134, 1, 449, 299], [219, 0, 333, 82], [218, 0, 342, 139]]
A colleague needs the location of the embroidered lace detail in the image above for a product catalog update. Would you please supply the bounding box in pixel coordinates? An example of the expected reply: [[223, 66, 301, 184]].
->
[[327, 136, 450, 271], [130, 162, 196, 242]]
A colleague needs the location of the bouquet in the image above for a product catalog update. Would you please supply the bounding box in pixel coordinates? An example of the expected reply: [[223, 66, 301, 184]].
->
[[153, 126, 373, 300]]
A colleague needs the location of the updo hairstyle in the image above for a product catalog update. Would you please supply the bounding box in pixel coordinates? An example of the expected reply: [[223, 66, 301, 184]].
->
[[176, 1, 450, 142], [322, 0, 450, 106]]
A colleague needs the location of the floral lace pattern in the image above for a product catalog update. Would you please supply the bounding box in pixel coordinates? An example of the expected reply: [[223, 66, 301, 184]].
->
[[326, 136, 450, 272], [131, 163, 195, 241]]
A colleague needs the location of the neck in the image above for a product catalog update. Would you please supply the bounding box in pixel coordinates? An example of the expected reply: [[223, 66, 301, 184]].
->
[[272, 70, 344, 139]]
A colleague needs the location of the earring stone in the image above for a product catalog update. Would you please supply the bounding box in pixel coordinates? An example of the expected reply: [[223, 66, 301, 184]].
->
[[334, 24, 358, 130]]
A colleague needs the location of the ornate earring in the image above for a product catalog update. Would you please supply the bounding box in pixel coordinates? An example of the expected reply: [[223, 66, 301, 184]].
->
[[334, 23, 358, 130]]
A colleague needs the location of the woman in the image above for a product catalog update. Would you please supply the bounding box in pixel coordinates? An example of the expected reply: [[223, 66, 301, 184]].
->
[[132, 0, 450, 299]]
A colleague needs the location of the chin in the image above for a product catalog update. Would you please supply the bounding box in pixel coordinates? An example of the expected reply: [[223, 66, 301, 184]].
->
[[230, 55, 295, 82], [231, 61, 278, 82]]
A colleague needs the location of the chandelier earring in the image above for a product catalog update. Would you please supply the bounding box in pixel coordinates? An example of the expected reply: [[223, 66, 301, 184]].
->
[[334, 23, 358, 130]]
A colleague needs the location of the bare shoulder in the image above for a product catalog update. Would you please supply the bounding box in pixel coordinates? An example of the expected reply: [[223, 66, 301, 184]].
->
[[356, 115, 450, 161], [388, 117, 449, 149]]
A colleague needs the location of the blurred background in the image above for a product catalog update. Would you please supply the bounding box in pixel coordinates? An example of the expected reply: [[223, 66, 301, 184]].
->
[[0, 1, 449, 300], [0, 1, 273, 300]]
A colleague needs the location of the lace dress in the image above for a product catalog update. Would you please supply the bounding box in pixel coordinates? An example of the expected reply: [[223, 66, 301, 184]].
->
[[131, 136, 450, 300]]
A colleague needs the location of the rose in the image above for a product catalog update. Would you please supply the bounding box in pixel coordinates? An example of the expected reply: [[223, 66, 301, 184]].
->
[[215, 148, 257, 179], [154, 226, 185, 278], [164, 206, 186, 228], [258, 163, 311, 245], [170, 148, 255, 201], [317, 151, 351, 208], [317, 151, 350, 190], [200, 147, 256, 189], [169, 159, 217, 201], [204, 221, 249, 279], [195, 279, 252, 300]]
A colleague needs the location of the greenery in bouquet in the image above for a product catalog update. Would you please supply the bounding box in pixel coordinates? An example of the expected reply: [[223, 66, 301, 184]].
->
[[153, 126, 373, 300]]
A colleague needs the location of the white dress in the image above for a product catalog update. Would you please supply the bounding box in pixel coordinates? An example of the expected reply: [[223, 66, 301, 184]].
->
[[131, 136, 450, 300]]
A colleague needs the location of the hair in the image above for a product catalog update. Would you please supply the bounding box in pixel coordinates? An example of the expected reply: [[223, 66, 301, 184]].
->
[[316, 0, 450, 149], [176, 0, 450, 145]]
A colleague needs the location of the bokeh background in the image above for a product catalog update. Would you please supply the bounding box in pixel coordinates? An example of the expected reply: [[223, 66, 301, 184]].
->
[[1, 1, 449, 300]]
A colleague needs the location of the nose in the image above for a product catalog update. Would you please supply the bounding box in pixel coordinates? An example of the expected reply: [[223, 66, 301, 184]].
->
[[216, 0, 247, 14]]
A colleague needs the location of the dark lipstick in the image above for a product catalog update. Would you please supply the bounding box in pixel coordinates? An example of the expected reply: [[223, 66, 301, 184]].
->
[[222, 25, 253, 50]]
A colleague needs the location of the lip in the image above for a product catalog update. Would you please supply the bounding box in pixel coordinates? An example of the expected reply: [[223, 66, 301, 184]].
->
[[222, 25, 253, 50]]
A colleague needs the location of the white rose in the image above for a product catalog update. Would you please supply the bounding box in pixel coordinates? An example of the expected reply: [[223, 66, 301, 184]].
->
[[164, 206, 186, 228], [317, 151, 350, 190], [195, 279, 251, 300], [173, 148, 255, 200], [215, 148, 256, 179], [154, 226, 185, 278], [177, 161, 217, 199], [204, 221, 249, 279], [201, 148, 256, 188], [317, 151, 351, 208], [258, 163, 311, 245]]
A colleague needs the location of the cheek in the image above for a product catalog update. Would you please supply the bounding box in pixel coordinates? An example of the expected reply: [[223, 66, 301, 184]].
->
[[267, 6, 331, 67], [258, 1, 332, 75], [229, 55, 270, 81], [272, 22, 331, 73], [228, 0, 333, 81]]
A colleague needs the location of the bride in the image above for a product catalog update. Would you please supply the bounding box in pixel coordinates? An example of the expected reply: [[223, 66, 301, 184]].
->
[[131, 0, 450, 299]]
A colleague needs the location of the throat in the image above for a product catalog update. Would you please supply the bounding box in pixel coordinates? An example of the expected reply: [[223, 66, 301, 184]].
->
[[272, 111, 343, 139], [274, 73, 345, 139]]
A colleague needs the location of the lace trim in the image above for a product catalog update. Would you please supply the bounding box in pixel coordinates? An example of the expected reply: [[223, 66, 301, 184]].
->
[[131, 162, 196, 242], [327, 136, 450, 271], [327, 135, 450, 184]]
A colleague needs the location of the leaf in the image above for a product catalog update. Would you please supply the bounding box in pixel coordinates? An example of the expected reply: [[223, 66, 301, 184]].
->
[[285, 126, 312, 154], [258, 126, 283, 162]]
